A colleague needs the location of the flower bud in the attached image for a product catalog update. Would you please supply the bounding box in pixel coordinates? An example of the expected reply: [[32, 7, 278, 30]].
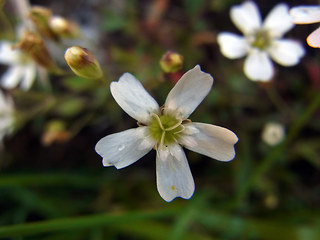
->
[[28, 6, 57, 40], [49, 16, 80, 39], [64, 46, 103, 79], [159, 51, 183, 73], [261, 122, 285, 146], [42, 120, 71, 146]]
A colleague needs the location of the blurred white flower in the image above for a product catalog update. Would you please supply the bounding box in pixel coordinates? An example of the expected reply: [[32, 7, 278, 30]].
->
[[0, 91, 14, 144], [217, 1, 305, 81], [95, 65, 238, 202], [290, 6, 320, 48], [0, 41, 37, 90], [261, 122, 285, 146]]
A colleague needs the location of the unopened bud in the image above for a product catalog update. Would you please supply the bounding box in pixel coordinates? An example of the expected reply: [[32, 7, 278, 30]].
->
[[159, 51, 183, 73], [42, 120, 71, 146], [261, 122, 285, 146], [16, 31, 57, 71], [28, 6, 57, 40], [49, 16, 80, 39], [64, 46, 103, 79]]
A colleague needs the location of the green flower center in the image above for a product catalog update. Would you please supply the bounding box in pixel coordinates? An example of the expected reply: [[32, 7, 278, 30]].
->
[[248, 29, 271, 50], [148, 113, 184, 147]]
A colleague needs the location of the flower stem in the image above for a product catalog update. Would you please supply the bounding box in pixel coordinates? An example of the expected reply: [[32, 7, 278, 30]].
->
[[238, 92, 320, 201]]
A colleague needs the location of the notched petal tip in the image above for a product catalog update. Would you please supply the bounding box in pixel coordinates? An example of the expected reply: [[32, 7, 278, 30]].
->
[[156, 145, 195, 202], [307, 27, 320, 48], [110, 72, 159, 124], [161, 189, 195, 202], [164, 65, 214, 119], [180, 123, 239, 162], [230, 1, 262, 35], [95, 127, 153, 170], [110, 72, 134, 90]]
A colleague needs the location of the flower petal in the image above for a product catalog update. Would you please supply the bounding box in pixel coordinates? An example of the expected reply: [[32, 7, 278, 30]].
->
[[164, 65, 213, 119], [0, 41, 23, 65], [156, 144, 194, 202], [217, 32, 248, 59], [307, 26, 320, 48], [263, 4, 294, 38], [244, 50, 274, 81], [179, 123, 238, 162], [110, 73, 159, 124], [290, 6, 320, 24], [95, 126, 154, 169], [269, 39, 305, 66], [1, 66, 24, 89], [0, 92, 13, 141], [230, 1, 262, 35], [21, 64, 37, 90]]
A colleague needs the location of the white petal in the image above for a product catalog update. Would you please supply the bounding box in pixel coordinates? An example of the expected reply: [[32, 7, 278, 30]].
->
[[156, 144, 194, 202], [0, 41, 23, 64], [110, 73, 159, 124], [1, 66, 24, 89], [21, 64, 37, 90], [269, 39, 305, 66], [290, 6, 320, 24], [230, 1, 262, 35], [164, 65, 213, 119], [179, 123, 238, 162], [217, 32, 248, 59], [244, 50, 274, 81], [307, 26, 320, 48], [0, 92, 14, 140], [95, 126, 154, 169], [263, 4, 294, 38]]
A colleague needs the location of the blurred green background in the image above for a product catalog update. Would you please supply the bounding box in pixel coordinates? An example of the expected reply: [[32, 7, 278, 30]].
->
[[0, 0, 320, 239]]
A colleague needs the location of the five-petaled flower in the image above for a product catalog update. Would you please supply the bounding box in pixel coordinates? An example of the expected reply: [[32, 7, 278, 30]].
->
[[0, 41, 38, 90], [290, 5, 320, 48], [95, 65, 238, 202], [217, 1, 305, 81]]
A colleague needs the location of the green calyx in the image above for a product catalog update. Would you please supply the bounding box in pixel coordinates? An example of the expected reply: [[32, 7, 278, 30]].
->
[[148, 113, 184, 147], [249, 30, 271, 50]]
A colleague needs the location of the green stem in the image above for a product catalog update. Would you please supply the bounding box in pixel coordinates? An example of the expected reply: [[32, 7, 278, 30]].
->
[[264, 86, 293, 118], [239, 93, 320, 199], [0, 209, 177, 238]]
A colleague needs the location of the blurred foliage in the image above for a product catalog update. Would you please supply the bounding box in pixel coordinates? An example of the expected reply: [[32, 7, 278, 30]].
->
[[0, 0, 320, 239]]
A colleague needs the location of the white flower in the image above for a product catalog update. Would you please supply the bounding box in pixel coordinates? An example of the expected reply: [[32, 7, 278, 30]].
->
[[0, 91, 14, 144], [95, 65, 238, 202], [261, 122, 285, 146], [217, 1, 305, 81], [290, 6, 320, 48], [0, 41, 37, 90]]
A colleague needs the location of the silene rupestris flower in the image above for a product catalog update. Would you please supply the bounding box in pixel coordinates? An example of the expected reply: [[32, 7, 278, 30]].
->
[[217, 1, 305, 81], [95, 65, 238, 202], [0, 41, 38, 90], [290, 5, 320, 48]]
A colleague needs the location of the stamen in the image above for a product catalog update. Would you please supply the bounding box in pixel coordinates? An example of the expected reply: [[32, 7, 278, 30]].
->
[[160, 131, 166, 148], [165, 118, 182, 131], [173, 124, 185, 135], [150, 112, 164, 130]]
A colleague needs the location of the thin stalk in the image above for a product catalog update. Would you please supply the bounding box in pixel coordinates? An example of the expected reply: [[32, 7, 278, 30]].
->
[[238, 93, 320, 199]]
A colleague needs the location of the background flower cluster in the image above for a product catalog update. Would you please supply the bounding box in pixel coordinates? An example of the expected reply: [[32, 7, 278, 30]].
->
[[0, 0, 319, 239]]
